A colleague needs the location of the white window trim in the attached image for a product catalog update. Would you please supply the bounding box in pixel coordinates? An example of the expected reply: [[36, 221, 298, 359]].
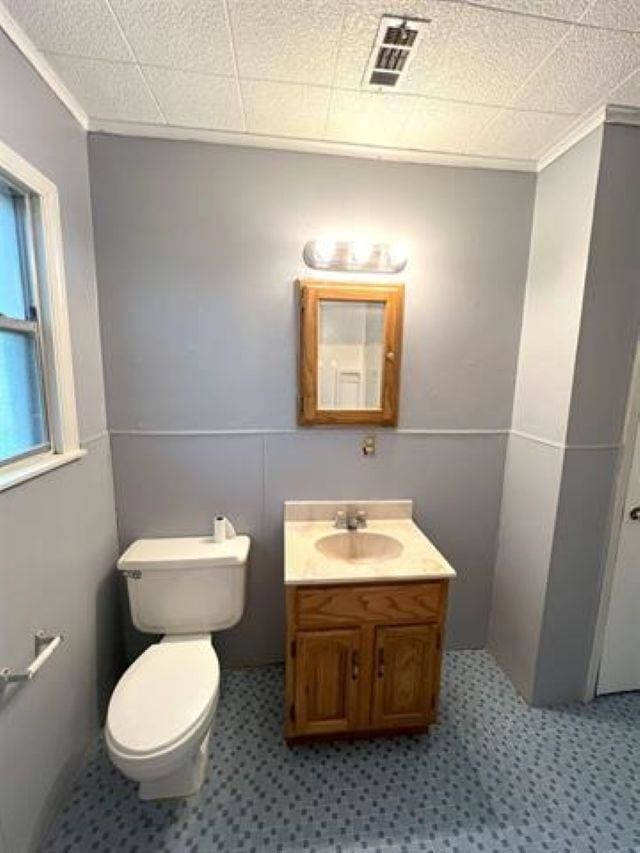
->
[[0, 138, 85, 492]]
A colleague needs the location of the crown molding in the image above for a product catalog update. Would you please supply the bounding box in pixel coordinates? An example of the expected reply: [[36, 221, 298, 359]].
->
[[604, 103, 640, 127], [0, 3, 89, 129], [87, 118, 537, 172], [536, 107, 606, 172], [94, 102, 636, 175], [536, 104, 640, 172], [3, 2, 640, 174]]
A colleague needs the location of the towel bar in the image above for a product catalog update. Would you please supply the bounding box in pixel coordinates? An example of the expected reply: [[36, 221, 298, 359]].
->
[[1, 631, 63, 685]]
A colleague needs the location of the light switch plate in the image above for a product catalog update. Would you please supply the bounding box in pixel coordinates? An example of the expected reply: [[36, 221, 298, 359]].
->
[[362, 435, 376, 456]]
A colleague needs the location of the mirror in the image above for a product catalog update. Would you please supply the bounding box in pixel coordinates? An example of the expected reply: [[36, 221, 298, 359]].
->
[[298, 280, 404, 426], [318, 300, 385, 410]]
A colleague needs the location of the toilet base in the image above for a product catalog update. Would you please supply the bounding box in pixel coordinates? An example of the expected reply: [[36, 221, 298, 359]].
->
[[138, 731, 211, 801]]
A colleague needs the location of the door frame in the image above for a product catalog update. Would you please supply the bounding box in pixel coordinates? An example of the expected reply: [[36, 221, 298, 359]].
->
[[585, 338, 640, 701]]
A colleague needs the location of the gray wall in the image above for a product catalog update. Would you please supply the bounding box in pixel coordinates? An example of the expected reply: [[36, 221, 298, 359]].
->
[[534, 123, 640, 704], [0, 31, 119, 853], [489, 433, 565, 697], [510, 129, 603, 445], [489, 129, 603, 701], [566, 124, 640, 450], [88, 134, 536, 664], [490, 124, 640, 705]]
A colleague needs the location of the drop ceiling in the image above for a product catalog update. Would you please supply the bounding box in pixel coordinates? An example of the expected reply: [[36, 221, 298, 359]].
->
[[3, 0, 640, 168]]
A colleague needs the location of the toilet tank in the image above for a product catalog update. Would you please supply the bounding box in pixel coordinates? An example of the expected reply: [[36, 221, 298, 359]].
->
[[117, 536, 250, 635]]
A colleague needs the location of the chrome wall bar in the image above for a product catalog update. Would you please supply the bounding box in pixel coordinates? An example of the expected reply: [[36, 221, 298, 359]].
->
[[1, 631, 63, 685]]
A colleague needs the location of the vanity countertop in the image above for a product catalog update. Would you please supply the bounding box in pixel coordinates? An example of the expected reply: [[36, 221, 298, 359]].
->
[[284, 501, 456, 586]]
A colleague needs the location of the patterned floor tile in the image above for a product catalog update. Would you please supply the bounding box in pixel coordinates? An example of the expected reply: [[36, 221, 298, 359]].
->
[[42, 651, 640, 853]]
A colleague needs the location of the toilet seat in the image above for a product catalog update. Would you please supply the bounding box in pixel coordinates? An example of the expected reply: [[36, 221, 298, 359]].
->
[[106, 636, 219, 777]]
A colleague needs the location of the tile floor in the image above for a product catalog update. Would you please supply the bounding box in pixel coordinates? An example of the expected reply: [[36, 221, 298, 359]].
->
[[43, 651, 640, 853]]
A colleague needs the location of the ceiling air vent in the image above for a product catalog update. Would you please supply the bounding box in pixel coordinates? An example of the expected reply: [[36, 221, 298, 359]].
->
[[364, 15, 430, 89]]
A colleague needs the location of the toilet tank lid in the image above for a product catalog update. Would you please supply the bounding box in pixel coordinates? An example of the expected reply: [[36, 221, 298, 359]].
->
[[117, 535, 250, 572]]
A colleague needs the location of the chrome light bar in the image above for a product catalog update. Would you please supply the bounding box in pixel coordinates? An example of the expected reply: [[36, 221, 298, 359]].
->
[[303, 239, 408, 273]]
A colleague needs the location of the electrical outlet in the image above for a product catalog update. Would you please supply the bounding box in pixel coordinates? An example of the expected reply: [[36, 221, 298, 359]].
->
[[362, 435, 376, 457]]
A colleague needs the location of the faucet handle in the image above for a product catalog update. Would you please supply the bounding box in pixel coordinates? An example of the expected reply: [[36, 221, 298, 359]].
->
[[335, 510, 346, 528], [356, 509, 367, 527]]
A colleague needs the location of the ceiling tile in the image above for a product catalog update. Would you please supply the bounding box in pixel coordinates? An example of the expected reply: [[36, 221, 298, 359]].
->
[[581, 0, 640, 31], [12, 0, 637, 161], [471, 109, 579, 158], [242, 81, 330, 138], [325, 90, 415, 148], [228, 0, 344, 86], [514, 26, 640, 113], [464, 1, 590, 22], [334, 0, 460, 91], [609, 68, 640, 106], [399, 98, 500, 152], [4, 0, 130, 61], [144, 67, 243, 130], [46, 54, 162, 121], [420, 4, 571, 106], [108, 0, 234, 74]]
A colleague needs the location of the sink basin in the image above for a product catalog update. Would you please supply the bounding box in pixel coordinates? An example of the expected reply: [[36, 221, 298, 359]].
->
[[314, 531, 403, 564]]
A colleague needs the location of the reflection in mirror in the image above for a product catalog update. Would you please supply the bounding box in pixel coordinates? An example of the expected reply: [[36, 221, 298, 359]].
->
[[318, 300, 385, 411]]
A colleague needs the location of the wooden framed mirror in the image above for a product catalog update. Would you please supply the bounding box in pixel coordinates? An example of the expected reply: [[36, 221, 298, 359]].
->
[[297, 280, 404, 426]]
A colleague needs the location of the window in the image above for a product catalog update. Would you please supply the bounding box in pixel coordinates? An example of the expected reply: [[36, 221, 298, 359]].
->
[[1, 179, 49, 464], [0, 139, 82, 490]]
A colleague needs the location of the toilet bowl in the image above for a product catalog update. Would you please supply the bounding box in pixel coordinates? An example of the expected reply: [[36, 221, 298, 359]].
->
[[106, 635, 220, 800], [107, 534, 249, 800]]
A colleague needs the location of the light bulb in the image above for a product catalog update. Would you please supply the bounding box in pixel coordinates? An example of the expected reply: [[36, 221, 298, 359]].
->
[[388, 241, 408, 268], [314, 238, 336, 263], [351, 239, 372, 266]]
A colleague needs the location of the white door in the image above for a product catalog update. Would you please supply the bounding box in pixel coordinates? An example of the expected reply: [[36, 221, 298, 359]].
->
[[598, 413, 640, 695]]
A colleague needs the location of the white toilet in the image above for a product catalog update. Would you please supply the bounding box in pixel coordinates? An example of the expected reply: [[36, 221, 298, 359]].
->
[[106, 534, 250, 800]]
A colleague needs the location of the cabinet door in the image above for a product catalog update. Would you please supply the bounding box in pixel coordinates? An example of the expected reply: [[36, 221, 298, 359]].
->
[[371, 624, 438, 729], [294, 629, 362, 736]]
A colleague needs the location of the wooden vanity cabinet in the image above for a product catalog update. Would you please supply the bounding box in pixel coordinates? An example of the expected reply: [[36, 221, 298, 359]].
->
[[285, 579, 449, 741]]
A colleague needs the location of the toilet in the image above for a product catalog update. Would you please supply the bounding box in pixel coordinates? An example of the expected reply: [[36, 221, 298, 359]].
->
[[106, 534, 250, 800]]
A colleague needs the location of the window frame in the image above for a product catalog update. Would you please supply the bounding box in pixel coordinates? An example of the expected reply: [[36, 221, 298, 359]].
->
[[1, 179, 51, 464], [0, 138, 84, 491]]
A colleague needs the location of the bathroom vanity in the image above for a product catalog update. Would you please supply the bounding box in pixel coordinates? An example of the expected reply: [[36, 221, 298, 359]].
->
[[284, 501, 456, 742]]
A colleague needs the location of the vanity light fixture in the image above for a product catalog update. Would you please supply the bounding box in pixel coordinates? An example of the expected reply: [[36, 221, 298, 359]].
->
[[303, 239, 408, 273]]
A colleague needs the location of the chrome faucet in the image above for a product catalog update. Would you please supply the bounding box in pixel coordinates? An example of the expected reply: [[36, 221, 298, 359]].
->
[[335, 508, 367, 530]]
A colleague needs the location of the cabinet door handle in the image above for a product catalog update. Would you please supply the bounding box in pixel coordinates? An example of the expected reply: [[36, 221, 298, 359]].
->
[[351, 650, 359, 680], [377, 647, 385, 679]]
